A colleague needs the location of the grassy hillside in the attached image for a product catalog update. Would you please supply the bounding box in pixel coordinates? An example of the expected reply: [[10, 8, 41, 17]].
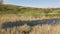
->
[[0, 4, 60, 23], [0, 4, 60, 22], [0, 4, 60, 34], [0, 4, 60, 17]]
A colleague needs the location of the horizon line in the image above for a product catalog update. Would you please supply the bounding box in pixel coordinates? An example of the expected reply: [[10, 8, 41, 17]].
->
[[3, 3, 60, 8]]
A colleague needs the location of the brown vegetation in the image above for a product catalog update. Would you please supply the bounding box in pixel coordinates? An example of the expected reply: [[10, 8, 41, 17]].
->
[[0, 24, 60, 34], [0, 14, 60, 23]]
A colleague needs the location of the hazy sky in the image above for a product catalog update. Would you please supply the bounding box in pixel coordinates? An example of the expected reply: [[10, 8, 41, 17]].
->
[[4, 0, 60, 8]]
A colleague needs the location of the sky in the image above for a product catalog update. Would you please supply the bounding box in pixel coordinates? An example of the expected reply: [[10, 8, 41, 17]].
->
[[3, 0, 60, 8]]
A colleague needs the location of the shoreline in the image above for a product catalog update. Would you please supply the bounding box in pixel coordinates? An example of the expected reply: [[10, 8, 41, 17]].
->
[[0, 14, 60, 23]]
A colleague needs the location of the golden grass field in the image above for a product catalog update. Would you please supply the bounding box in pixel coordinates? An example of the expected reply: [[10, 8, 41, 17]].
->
[[0, 24, 60, 34], [0, 14, 60, 34]]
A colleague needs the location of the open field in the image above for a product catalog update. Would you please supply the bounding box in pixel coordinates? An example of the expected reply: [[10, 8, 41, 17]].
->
[[0, 4, 60, 34]]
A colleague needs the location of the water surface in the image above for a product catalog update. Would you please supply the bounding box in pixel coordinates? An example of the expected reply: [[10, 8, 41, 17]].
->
[[2, 18, 60, 29]]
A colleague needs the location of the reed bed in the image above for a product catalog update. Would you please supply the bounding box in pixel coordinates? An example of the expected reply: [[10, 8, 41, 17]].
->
[[30, 24, 60, 34], [0, 24, 60, 34], [0, 14, 60, 23], [0, 14, 60, 34]]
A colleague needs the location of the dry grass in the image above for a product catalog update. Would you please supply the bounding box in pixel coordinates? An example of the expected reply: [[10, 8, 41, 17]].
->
[[0, 24, 60, 34], [0, 14, 60, 34], [0, 14, 60, 23], [30, 24, 60, 34], [0, 24, 31, 34]]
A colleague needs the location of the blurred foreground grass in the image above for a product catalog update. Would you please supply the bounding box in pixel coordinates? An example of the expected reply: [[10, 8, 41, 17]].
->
[[0, 24, 60, 34]]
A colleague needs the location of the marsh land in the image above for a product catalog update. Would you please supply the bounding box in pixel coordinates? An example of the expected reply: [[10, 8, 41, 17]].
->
[[0, 4, 60, 34]]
